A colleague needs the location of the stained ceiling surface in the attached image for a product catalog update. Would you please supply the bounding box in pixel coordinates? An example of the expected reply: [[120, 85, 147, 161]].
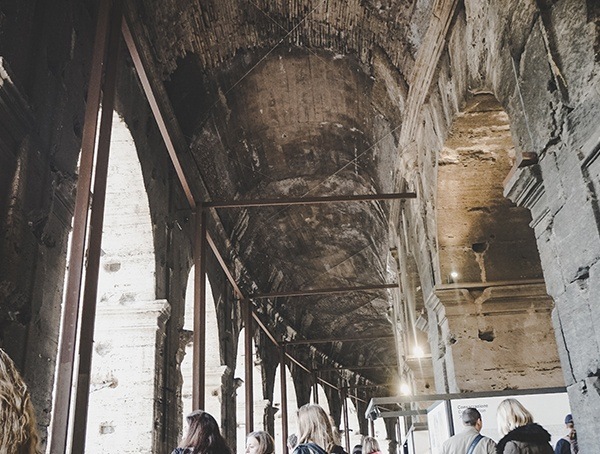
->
[[127, 0, 435, 391]]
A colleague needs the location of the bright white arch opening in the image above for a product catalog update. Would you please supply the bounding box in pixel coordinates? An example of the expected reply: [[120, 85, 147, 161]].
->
[[235, 328, 262, 453], [86, 112, 161, 453], [273, 364, 299, 453], [181, 267, 222, 422]]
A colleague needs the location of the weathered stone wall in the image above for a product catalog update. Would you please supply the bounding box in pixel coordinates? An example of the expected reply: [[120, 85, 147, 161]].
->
[[394, 0, 599, 449], [0, 1, 95, 448], [501, 1, 600, 448]]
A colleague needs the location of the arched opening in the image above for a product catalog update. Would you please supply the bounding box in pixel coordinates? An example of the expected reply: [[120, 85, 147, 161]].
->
[[311, 383, 330, 413], [181, 267, 222, 421], [272, 364, 299, 453], [234, 328, 262, 453], [436, 93, 543, 284], [85, 113, 165, 452], [433, 93, 563, 392]]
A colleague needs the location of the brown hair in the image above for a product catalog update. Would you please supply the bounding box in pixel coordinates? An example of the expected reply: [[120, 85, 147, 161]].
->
[[0, 348, 40, 454], [247, 431, 275, 454], [179, 410, 231, 454]]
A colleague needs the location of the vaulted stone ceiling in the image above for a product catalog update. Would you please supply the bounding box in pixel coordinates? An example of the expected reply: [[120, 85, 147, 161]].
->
[[125, 0, 438, 389]]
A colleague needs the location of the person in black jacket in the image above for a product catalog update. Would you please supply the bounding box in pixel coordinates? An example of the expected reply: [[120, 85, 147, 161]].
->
[[172, 410, 232, 454], [554, 414, 578, 454], [496, 399, 553, 454]]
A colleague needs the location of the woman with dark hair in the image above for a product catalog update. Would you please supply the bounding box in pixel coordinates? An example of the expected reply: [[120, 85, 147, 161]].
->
[[172, 410, 232, 454]]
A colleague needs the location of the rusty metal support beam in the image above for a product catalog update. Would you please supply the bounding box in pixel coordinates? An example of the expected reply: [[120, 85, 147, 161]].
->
[[121, 17, 195, 209], [192, 209, 207, 409], [245, 297, 254, 432], [50, 1, 113, 451], [70, 2, 123, 453], [248, 283, 398, 300], [205, 232, 347, 394], [286, 335, 394, 345], [317, 364, 398, 372], [342, 386, 350, 451], [203, 192, 416, 209], [280, 346, 289, 454]]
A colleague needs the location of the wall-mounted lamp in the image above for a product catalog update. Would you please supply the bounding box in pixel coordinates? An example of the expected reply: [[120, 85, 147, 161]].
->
[[447, 271, 459, 284], [399, 382, 411, 396]]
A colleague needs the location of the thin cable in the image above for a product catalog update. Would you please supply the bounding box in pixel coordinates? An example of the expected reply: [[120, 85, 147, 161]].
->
[[217, 0, 328, 107], [249, 0, 330, 66], [259, 120, 404, 229], [197, 0, 329, 197]]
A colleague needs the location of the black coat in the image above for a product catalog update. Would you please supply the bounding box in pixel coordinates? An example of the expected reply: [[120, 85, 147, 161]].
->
[[496, 424, 554, 454]]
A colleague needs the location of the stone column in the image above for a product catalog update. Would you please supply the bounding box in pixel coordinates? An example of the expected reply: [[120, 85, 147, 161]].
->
[[432, 283, 563, 392], [85, 300, 170, 454], [291, 366, 311, 408], [506, 147, 600, 450]]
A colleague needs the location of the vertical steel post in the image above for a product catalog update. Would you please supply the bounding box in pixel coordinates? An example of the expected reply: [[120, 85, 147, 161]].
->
[[312, 372, 319, 404], [192, 208, 207, 410], [70, 1, 123, 452], [245, 300, 254, 432], [280, 345, 289, 453], [50, 1, 112, 452], [369, 418, 375, 437], [342, 386, 350, 452]]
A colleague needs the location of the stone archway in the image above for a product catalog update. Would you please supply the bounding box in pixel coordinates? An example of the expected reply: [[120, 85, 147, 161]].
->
[[87, 113, 168, 453], [181, 268, 223, 423], [431, 94, 564, 393]]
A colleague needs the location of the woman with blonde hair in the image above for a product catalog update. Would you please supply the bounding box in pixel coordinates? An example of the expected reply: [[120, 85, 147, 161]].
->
[[496, 398, 553, 454], [294, 404, 336, 454], [0, 348, 40, 454], [246, 430, 275, 454], [362, 437, 381, 454]]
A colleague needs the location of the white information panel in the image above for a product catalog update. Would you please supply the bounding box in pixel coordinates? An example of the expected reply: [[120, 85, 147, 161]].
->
[[449, 393, 570, 446], [427, 401, 451, 454], [406, 426, 430, 454]]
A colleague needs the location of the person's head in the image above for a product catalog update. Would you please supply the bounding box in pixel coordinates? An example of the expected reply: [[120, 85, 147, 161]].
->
[[180, 410, 231, 454], [462, 408, 483, 431], [496, 399, 534, 436], [352, 444, 363, 454], [564, 414, 574, 429], [297, 404, 336, 452], [362, 436, 380, 454], [287, 433, 299, 451], [0, 348, 39, 454], [246, 431, 275, 454]]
